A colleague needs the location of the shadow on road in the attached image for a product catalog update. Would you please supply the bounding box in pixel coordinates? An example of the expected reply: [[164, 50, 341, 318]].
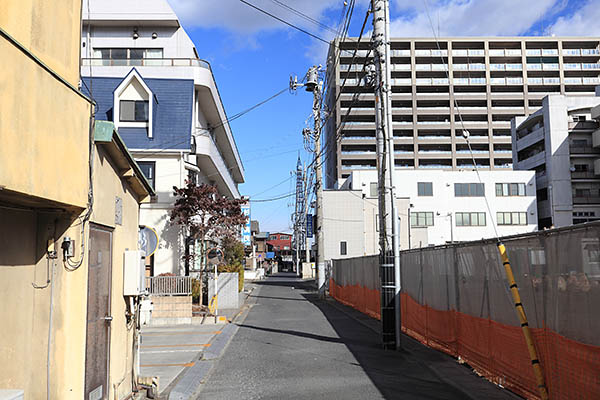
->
[[236, 323, 344, 344], [300, 291, 519, 400]]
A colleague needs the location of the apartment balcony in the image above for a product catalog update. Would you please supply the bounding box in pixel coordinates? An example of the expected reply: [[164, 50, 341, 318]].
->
[[563, 48, 600, 56], [489, 63, 523, 71], [489, 49, 523, 57], [195, 132, 240, 198], [569, 145, 600, 155], [571, 171, 597, 179], [573, 196, 600, 205]]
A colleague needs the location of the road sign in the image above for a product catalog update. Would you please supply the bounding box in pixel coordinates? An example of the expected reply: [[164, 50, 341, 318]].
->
[[241, 203, 251, 246], [307, 214, 313, 238], [266, 252, 275, 259]]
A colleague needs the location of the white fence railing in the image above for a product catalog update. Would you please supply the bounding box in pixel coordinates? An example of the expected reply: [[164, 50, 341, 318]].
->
[[145, 276, 193, 296]]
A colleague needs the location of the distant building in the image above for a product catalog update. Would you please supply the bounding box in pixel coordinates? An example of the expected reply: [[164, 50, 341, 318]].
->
[[81, 0, 244, 276], [512, 94, 600, 228], [321, 169, 537, 261], [325, 36, 600, 188]]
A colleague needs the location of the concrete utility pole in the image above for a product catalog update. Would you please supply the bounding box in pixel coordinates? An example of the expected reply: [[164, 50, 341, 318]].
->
[[290, 67, 325, 295], [371, 0, 402, 350]]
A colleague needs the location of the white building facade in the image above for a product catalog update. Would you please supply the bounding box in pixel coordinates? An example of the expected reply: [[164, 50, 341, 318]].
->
[[322, 169, 537, 261], [512, 95, 600, 228], [81, 0, 244, 276]]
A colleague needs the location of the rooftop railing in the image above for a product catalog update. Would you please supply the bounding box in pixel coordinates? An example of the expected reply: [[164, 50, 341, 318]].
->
[[82, 57, 211, 68]]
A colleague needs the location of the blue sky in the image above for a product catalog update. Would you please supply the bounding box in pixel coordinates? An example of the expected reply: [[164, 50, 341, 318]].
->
[[168, 0, 600, 233]]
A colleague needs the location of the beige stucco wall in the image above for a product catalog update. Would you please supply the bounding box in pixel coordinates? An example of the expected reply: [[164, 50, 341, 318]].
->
[[91, 145, 144, 399], [0, 0, 83, 86], [0, 37, 91, 209]]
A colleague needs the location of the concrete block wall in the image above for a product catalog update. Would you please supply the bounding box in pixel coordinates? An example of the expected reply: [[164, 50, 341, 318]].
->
[[149, 295, 192, 324], [208, 273, 239, 309]]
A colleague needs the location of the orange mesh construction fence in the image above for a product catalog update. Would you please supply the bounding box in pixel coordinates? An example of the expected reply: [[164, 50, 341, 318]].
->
[[329, 280, 600, 400]]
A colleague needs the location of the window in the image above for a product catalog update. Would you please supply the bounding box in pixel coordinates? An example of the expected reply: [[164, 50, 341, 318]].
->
[[120, 100, 149, 122], [572, 139, 588, 147], [93, 48, 163, 60], [417, 182, 433, 196], [574, 164, 589, 172], [410, 212, 434, 227], [495, 183, 526, 196], [456, 212, 486, 226], [497, 212, 527, 225], [340, 241, 347, 255], [137, 161, 155, 190], [280, 235, 290, 240], [369, 182, 378, 197], [269, 235, 278, 240], [455, 183, 484, 197]]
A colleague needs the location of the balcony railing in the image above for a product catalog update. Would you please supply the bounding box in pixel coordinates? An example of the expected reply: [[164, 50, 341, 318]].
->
[[146, 276, 194, 296], [82, 57, 211, 68]]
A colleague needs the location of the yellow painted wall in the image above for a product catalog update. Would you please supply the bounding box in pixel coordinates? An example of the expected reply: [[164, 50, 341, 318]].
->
[[91, 145, 145, 399], [0, 0, 82, 86], [0, 144, 146, 399]]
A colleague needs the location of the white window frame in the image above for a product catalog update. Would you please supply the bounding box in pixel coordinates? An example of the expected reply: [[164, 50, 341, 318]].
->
[[113, 69, 154, 138]]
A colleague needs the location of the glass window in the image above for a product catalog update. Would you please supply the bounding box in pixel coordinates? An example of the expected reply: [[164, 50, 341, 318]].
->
[[497, 212, 527, 225], [145, 49, 163, 58], [418, 182, 433, 196], [455, 183, 484, 197], [137, 161, 155, 189], [370, 182, 378, 197], [410, 212, 434, 227], [120, 100, 149, 122], [496, 183, 526, 196], [129, 49, 144, 59], [456, 212, 486, 226], [340, 241, 347, 255]]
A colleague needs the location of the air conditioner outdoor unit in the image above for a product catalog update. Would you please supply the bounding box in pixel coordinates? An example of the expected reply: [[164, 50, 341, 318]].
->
[[123, 250, 145, 296]]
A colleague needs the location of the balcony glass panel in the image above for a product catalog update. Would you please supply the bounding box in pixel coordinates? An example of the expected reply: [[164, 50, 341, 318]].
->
[[453, 64, 468, 70], [526, 49, 541, 56], [506, 49, 522, 56], [469, 78, 487, 85], [468, 49, 485, 56], [416, 64, 431, 71], [563, 63, 581, 70], [542, 63, 559, 70], [563, 49, 581, 56], [490, 78, 506, 85], [583, 77, 600, 84], [581, 49, 600, 55], [391, 49, 411, 56], [542, 49, 558, 56], [582, 63, 600, 70], [489, 50, 505, 56], [564, 77, 582, 84], [543, 77, 560, 84], [453, 49, 468, 56], [416, 78, 432, 84], [490, 64, 505, 70], [415, 49, 432, 56], [506, 63, 523, 70], [526, 63, 542, 70], [431, 49, 448, 56], [431, 64, 448, 71], [453, 78, 470, 85], [469, 63, 486, 70], [432, 78, 449, 85], [392, 64, 411, 70]]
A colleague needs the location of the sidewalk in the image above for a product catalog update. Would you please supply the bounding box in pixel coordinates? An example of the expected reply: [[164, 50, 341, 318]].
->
[[140, 285, 255, 399]]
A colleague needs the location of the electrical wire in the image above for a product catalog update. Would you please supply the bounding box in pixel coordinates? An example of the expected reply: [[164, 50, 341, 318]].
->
[[250, 191, 296, 203], [239, 0, 334, 45], [266, 0, 339, 35]]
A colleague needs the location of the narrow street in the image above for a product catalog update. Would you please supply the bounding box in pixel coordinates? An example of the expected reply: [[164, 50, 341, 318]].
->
[[197, 273, 519, 400]]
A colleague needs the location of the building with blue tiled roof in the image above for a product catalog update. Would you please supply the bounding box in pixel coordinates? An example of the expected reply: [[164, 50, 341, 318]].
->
[[81, 0, 245, 277]]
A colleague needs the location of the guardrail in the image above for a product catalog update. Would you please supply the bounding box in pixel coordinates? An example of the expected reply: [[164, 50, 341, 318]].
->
[[145, 276, 193, 296]]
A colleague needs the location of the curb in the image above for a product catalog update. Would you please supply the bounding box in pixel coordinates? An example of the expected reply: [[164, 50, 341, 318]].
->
[[166, 286, 256, 399]]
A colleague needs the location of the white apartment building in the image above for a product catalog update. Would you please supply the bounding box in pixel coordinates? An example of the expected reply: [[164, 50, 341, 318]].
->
[[81, 0, 244, 276], [322, 169, 537, 261], [512, 95, 600, 228], [325, 36, 600, 188]]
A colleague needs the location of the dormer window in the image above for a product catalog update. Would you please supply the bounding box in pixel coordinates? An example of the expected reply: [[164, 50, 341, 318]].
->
[[114, 69, 154, 137], [120, 100, 149, 122]]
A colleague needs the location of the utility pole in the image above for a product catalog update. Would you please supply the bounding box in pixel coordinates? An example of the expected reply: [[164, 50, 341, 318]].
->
[[371, 0, 401, 350], [290, 67, 325, 296], [294, 156, 305, 276]]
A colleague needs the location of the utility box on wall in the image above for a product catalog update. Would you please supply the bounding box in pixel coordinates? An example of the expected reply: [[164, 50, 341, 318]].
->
[[123, 250, 145, 296]]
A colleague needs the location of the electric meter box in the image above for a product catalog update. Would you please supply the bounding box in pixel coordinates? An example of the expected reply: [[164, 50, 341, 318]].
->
[[123, 250, 145, 296]]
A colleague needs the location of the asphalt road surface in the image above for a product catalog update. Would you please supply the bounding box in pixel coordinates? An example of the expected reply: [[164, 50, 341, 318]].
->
[[197, 273, 519, 400]]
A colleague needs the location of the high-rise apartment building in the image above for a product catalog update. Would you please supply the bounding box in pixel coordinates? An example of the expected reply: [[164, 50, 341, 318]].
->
[[325, 37, 600, 188], [512, 95, 600, 229]]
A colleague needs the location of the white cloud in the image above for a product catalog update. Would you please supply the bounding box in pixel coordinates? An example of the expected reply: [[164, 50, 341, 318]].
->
[[388, 0, 559, 37], [549, 0, 600, 36], [167, 0, 342, 35]]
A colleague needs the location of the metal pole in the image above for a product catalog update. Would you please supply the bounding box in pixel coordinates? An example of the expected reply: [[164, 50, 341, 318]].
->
[[449, 213, 454, 243]]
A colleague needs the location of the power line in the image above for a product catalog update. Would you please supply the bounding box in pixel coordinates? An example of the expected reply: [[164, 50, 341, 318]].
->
[[239, 0, 333, 45], [267, 0, 338, 35], [250, 191, 296, 203]]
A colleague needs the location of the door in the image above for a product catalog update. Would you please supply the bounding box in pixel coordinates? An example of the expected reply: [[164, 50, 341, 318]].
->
[[85, 224, 113, 400]]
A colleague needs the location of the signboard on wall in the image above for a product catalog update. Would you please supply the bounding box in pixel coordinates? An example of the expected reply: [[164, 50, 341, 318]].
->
[[306, 214, 313, 238], [241, 203, 251, 246]]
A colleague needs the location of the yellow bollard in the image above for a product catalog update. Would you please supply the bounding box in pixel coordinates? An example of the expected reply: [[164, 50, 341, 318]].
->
[[497, 242, 549, 400]]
